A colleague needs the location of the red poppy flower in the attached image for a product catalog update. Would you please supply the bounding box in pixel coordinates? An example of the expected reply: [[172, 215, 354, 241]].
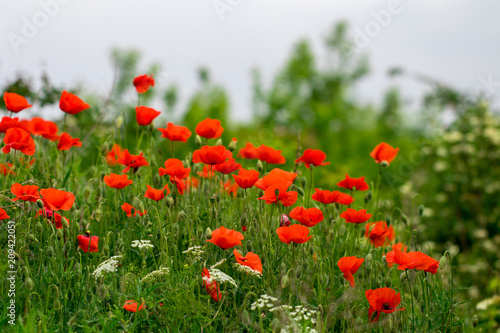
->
[[158, 123, 191, 142], [370, 142, 399, 165], [195, 118, 224, 139], [232, 168, 259, 189], [385, 248, 439, 274], [197, 165, 216, 179], [365, 221, 395, 247], [3, 92, 32, 113], [186, 177, 199, 190], [124, 300, 146, 312], [144, 184, 169, 201], [104, 173, 133, 189], [40, 188, 75, 211], [242, 225, 247, 232], [106, 144, 123, 167], [0, 117, 21, 133], [170, 176, 187, 195], [233, 250, 263, 274], [338, 256, 365, 287], [192, 145, 232, 165], [59, 91, 90, 115], [57, 132, 82, 151], [254, 168, 297, 191], [117, 149, 149, 173], [0, 163, 15, 176], [311, 189, 354, 205], [214, 158, 241, 174], [36, 209, 69, 229], [202, 268, 222, 302], [133, 74, 155, 94], [276, 224, 313, 244], [256, 145, 285, 164], [223, 180, 238, 198], [386, 243, 407, 268], [22, 117, 60, 141], [136, 106, 161, 126], [206, 226, 244, 250], [337, 174, 369, 191], [11, 183, 40, 202], [365, 288, 404, 323], [159, 158, 191, 179], [77, 235, 99, 253], [238, 142, 259, 159], [295, 149, 330, 168], [289, 206, 324, 228], [3, 128, 35, 156], [258, 181, 298, 207], [340, 208, 372, 224], [0, 208, 10, 220], [121, 203, 146, 217], [280, 214, 291, 227]]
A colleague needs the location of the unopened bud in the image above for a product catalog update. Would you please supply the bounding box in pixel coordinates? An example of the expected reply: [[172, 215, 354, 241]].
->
[[418, 205, 425, 217], [256, 160, 263, 172], [215, 138, 222, 146], [228, 138, 238, 152], [116, 116, 123, 128], [381, 161, 389, 167], [205, 227, 213, 239], [166, 196, 174, 206], [195, 135, 203, 147], [46, 246, 55, 257], [300, 177, 307, 188], [401, 214, 408, 224], [36, 199, 44, 209], [281, 274, 289, 288], [25, 277, 34, 291]]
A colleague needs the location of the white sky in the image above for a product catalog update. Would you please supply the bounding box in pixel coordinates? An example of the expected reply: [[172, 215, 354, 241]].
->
[[1, 0, 499, 122]]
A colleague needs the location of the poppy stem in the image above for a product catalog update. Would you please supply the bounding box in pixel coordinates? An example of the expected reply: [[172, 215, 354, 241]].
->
[[307, 167, 313, 207], [405, 269, 416, 332]]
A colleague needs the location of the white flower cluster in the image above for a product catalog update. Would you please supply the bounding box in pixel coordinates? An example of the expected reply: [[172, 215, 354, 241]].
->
[[92, 255, 122, 280], [210, 258, 226, 269], [234, 263, 262, 278], [131, 240, 154, 249], [251, 294, 278, 311], [209, 268, 237, 287], [182, 246, 204, 261], [289, 305, 317, 324], [140, 266, 171, 283]]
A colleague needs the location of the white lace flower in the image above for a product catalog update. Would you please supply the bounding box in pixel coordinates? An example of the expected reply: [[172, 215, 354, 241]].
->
[[141, 266, 171, 283], [208, 268, 237, 287], [92, 255, 122, 280], [131, 240, 154, 249], [234, 263, 262, 278]]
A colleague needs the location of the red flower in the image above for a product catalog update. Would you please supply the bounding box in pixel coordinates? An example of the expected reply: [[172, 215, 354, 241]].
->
[[124, 300, 146, 312], [158, 123, 191, 142], [340, 208, 372, 224], [192, 145, 232, 165], [312, 189, 353, 205], [198, 165, 216, 179], [385, 248, 439, 274], [276, 224, 313, 244], [223, 180, 238, 198], [365, 288, 404, 323], [295, 149, 329, 168], [0, 208, 10, 220], [206, 226, 244, 250], [232, 168, 259, 189], [40, 188, 75, 211], [202, 268, 222, 302], [59, 91, 89, 115], [3, 92, 32, 113], [214, 158, 241, 174], [104, 173, 133, 189], [387, 243, 407, 268], [117, 149, 149, 173], [135, 106, 161, 126], [338, 256, 365, 287], [337, 174, 369, 191], [254, 168, 297, 191], [289, 206, 324, 227], [365, 221, 395, 247], [3, 128, 35, 156], [0, 163, 15, 176], [121, 203, 146, 217], [133, 74, 155, 94], [77, 235, 99, 252], [159, 158, 191, 179], [233, 250, 263, 274], [144, 184, 169, 201], [106, 144, 123, 167], [256, 145, 285, 164], [57, 132, 82, 151], [195, 118, 223, 139], [11, 183, 40, 202], [36, 209, 69, 229], [238, 142, 259, 159], [22, 117, 59, 141], [258, 181, 298, 207], [170, 176, 187, 195], [0, 117, 21, 133], [370, 142, 399, 165]]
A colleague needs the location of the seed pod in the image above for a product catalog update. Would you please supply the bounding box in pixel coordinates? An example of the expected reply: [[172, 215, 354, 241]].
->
[[25, 277, 34, 291]]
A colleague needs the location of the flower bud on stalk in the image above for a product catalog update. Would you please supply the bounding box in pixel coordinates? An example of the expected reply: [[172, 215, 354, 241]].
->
[[195, 135, 203, 147], [256, 160, 263, 172]]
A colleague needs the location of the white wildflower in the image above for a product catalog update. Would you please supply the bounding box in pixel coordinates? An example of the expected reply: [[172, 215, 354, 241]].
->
[[182, 246, 204, 261], [211, 258, 226, 269], [234, 263, 262, 278], [251, 294, 279, 311], [92, 255, 122, 280], [140, 266, 171, 283], [131, 240, 154, 249], [209, 268, 237, 287]]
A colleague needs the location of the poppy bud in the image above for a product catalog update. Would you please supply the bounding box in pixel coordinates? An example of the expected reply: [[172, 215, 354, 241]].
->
[[295, 265, 302, 278], [418, 205, 425, 216], [17, 266, 22, 275], [183, 158, 191, 169], [24, 299, 31, 315], [228, 138, 238, 152], [439, 256, 447, 269], [400, 272, 407, 281], [64, 241, 71, 252], [100, 142, 109, 155], [401, 214, 408, 224], [83, 186, 91, 200], [36, 199, 44, 209], [166, 196, 174, 206], [472, 314, 478, 327], [355, 316, 363, 326], [256, 160, 263, 172], [241, 310, 251, 325], [99, 284, 107, 299], [137, 201, 145, 213], [381, 161, 389, 167], [300, 177, 307, 188], [46, 246, 55, 257], [296, 187, 305, 197], [281, 274, 289, 288], [54, 300, 61, 310], [116, 116, 123, 128], [62, 218, 70, 229], [25, 277, 34, 291], [280, 262, 287, 275], [385, 278, 392, 287], [215, 138, 222, 146], [26, 233, 36, 242], [195, 135, 203, 147], [386, 216, 391, 225], [209, 196, 216, 204], [172, 223, 180, 237], [104, 245, 110, 257], [22, 266, 30, 277], [68, 315, 77, 327], [35, 221, 43, 234], [364, 191, 372, 204]]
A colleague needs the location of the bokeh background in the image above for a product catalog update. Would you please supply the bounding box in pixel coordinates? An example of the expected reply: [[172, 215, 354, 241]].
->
[[2, 0, 500, 327]]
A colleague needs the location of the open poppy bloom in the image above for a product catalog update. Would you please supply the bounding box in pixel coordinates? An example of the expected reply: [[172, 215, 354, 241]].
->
[[158, 123, 191, 142], [0, 208, 10, 220], [340, 208, 372, 224], [0, 163, 15, 176], [338, 256, 365, 287], [106, 144, 123, 167], [57, 132, 82, 151], [136, 106, 161, 126], [312, 189, 354, 205], [0, 117, 22, 134], [22, 117, 59, 141], [370, 142, 399, 165], [289, 206, 324, 227], [36, 209, 69, 229], [258, 181, 298, 207], [124, 300, 146, 312], [256, 144, 286, 164], [233, 250, 263, 274], [11, 183, 40, 202], [170, 176, 187, 195], [77, 234, 99, 252], [3, 92, 32, 113], [295, 149, 330, 168], [133, 74, 155, 94], [365, 288, 404, 323], [159, 158, 191, 179], [59, 91, 90, 115], [117, 149, 149, 173], [40, 188, 75, 211], [386, 243, 408, 268], [337, 174, 369, 191], [238, 142, 259, 159], [104, 173, 133, 189], [385, 248, 439, 274], [3, 128, 35, 156], [121, 202, 146, 217], [232, 168, 259, 189], [276, 224, 313, 244], [192, 145, 232, 165], [365, 221, 395, 247], [254, 168, 297, 191], [206, 226, 244, 250], [214, 158, 241, 174], [195, 118, 224, 139], [202, 268, 222, 302], [144, 184, 169, 201]]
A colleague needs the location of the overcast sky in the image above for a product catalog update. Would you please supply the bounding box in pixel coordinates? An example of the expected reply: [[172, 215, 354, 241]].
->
[[1, 0, 499, 122]]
